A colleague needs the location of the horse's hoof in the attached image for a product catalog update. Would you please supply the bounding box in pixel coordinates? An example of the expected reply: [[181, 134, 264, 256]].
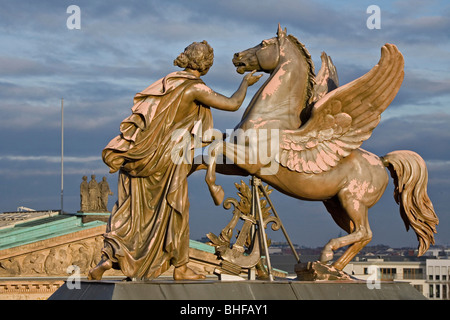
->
[[210, 185, 225, 205], [319, 249, 334, 263]]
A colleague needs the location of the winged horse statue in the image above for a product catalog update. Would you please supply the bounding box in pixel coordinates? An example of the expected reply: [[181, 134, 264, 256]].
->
[[198, 25, 438, 271]]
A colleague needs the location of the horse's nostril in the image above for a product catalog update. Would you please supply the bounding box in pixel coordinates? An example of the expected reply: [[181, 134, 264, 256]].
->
[[234, 53, 240, 59]]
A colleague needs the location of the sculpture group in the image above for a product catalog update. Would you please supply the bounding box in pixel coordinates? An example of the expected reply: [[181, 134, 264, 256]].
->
[[89, 25, 438, 281], [79, 175, 113, 213]]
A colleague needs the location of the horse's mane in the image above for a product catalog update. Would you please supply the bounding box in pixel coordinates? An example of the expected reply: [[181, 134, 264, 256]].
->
[[287, 34, 316, 106]]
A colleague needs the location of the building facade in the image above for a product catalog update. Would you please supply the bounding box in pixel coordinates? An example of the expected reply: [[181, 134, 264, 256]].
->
[[0, 211, 222, 299], [426, 259, 450, 300], [343, 257, 450, 300]]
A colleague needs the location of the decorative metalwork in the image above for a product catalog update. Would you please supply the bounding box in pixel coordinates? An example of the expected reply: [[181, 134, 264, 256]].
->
[[207, 177, 299, 280]]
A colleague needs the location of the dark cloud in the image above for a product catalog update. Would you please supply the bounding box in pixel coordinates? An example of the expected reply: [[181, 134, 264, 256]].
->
[[364, 113, 450, 161], [396, 72, 450, 106]]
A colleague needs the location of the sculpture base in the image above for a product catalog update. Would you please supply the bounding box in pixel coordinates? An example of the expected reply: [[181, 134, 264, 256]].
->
[[295, 261, 353, 281], [49, 279, 425, 300], [74, 212, 111, 223]]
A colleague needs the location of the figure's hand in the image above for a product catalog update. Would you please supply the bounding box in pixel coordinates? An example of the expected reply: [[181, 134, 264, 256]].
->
[[244, 70, 262, 86]]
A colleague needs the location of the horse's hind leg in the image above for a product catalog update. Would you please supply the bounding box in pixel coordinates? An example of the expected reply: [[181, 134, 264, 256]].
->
[[333, 235, 372, 271], [320, 193, 373, 271]]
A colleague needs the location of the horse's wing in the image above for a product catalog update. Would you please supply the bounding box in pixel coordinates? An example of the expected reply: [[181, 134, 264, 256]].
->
[[277, 43, 404, 174], [312, 52, 339, 102]]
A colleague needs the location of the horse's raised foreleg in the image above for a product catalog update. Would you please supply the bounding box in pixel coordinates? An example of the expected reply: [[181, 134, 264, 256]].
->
[[205, 141, 226, 205], [320, 192, 373, 270], [204, 140, 258, 205]]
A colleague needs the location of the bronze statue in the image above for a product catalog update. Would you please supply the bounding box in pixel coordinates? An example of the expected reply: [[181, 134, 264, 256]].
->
[[202, 25, 438, 272], [98, 177, 113, 211], [88, 175, 100, 211], [88, 41, 261, 281], [79, 176, 89, 212]]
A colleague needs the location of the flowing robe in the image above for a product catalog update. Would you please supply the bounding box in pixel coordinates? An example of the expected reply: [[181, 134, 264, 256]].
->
[[102, 71, 213, 279]]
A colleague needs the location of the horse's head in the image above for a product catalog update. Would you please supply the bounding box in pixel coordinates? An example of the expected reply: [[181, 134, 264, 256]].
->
[[233, 25, 287, 74]]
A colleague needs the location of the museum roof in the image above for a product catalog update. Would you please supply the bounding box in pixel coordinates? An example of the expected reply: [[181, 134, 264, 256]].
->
[[0, 210, 60, 230], [0, 212, 105, 251], [0, 211, 220, 256]]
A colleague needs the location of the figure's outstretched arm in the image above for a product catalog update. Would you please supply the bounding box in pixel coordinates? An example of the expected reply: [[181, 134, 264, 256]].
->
[[189, 71, 262, 111]]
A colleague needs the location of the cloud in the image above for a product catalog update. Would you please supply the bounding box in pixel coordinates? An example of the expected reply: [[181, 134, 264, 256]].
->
[[365, 113, 450, 159], [406, 70, 447, 103], [0, 155, 100, 163], [0, 56, 51, 77]]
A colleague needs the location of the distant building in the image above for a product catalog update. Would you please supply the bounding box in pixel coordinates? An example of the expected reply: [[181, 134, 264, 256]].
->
[[426, 259, 450, 300], [344, 257, 450, 300]]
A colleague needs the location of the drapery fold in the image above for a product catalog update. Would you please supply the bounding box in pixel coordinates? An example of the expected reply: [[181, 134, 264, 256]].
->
[[101, 71, 213, 279]]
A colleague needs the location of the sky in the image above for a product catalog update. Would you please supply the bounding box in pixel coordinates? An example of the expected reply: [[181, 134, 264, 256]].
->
[[0, 0, 449, 250]]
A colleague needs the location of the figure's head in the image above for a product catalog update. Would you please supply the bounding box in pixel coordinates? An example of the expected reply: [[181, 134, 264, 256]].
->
[[174, 40, 214, 76], [232, 24, 287, 74]]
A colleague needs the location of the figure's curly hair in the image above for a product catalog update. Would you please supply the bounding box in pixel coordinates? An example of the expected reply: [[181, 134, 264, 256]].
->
[[174, 40, 214, 75]]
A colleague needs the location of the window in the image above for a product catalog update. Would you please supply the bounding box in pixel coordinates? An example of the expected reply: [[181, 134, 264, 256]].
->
[[380, 268, 397, 281], [413, 284, 423, 293], [429, 284, 434, 298], [404, 268, 424, 280]]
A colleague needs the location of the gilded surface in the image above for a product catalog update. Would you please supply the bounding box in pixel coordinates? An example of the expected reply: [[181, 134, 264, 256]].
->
[[89, 41, 261, 281], [203, 25, 438, 273]]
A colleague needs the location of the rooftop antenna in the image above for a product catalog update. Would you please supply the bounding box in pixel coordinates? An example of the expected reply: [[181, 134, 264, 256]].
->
[[61, 98, 64, 214]]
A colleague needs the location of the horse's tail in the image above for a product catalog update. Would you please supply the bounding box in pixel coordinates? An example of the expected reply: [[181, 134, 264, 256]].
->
[[381, 150, 439, 256]]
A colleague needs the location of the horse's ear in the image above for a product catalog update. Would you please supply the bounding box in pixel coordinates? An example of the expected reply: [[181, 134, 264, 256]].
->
[[277, 23, 287, 38]]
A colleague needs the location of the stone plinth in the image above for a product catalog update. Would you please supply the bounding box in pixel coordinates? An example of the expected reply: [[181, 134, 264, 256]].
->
[[49, 279, 426, 300]]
